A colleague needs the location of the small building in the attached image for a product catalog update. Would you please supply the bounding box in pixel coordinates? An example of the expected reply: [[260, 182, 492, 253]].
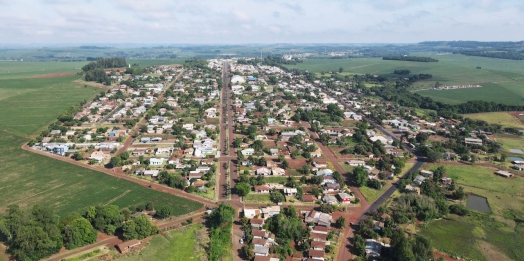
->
[[365, 239, 390, 258], [116, 240, 142, 254], [465, 138, 483, 146], [284, 188, 297, 196], [243, 208, 261, 219], [302, 194, 317, 202], [261, 206, 281, 218], [251, 218, 265, 229], [323, 195, 338, 205], [347, 160, 365, 166], [308, 249, 325, 260], [495, 170, 513, 178], [311, 241, 326, 251]]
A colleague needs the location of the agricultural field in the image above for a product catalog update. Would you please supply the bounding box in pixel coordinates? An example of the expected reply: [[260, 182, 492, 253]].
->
[[419, 164, 524, 260], [285, 54, 524, 105], [495, 134, 524, 152], [116, 224, 208, 261], [463, 112, 523, 129], [0, 62, 202, 218]]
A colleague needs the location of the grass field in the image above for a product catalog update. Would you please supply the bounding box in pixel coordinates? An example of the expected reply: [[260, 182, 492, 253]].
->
[[419, 164, 524, 260], [117, 224, 207, 261], [358, 184, 388, 202], [0, 63, 202, 218], [495, 134, 524, 152], [463, 112, 523, 129], [285, 54, 524, 105]]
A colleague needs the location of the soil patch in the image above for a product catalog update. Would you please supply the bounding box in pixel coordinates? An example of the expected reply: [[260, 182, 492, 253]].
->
[[29, 72, 76, 78]]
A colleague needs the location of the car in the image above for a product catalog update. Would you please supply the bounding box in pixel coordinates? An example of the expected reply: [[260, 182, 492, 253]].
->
[[239, 239, 243, 244]]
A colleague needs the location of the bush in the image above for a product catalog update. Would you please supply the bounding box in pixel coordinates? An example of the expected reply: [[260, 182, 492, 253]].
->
[[449, 204, 469, 216]]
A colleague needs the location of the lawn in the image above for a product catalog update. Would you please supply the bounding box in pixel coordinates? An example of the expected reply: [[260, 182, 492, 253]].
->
[[420, 164, 524, 260], [338, 162, 354, 174], [245, 193, 271, 204], [0, 63, 202, 218], [358, 184, 388, 202], [116, 224, 207, 261], [285, 55, 524, 105], [462, 112, 523, 129]]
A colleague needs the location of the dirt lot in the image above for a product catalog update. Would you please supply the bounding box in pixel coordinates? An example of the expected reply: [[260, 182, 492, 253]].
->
[[29, 72, 77, 78]]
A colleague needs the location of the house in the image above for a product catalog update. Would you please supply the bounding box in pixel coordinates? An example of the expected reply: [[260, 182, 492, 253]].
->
[[251, 218, 265, 229], [305, 210, 333, 227], [256, 167, 272, 176], [321, 175, 336, 185], [193, 180, 206, 189], [254, 245, 269, 256], [311, 226, 328, 235], [149, 158, 165, 165], [140, 137, 151, 143], [347, 160, 365, 166], [252, 229, 268, 239], [323, 195, 338, 205], [89, 151, 105, 163], [253, 238, 268, 247], [310, 231, 328, 242], [241, 148, 255, 156], [365, 239, 390, 257], [116, 240, 142, 254], [311, 241, 326, 251], [313, 160, 327, 168], [413, 175, 426, 185], [338, 192, 353, 204], [272, 167, 286, 176], [269, 149, 279, 156], [465, 138, 483, 146], [308, 249, 325, 260], [182, 124, 194, 130], [311, 148, 322, 158], [284, 188, 297, 196], [143, 170, 159, 177], [244, 208, 261, 219], [420, 170, 434, 178], [404, 184, 421, 195], [302, 194, 317, 202], [323, 183, 340, 193], [261, 206, 281, 218], [254, 185, 270, 194], [316, 169, 333, 176]]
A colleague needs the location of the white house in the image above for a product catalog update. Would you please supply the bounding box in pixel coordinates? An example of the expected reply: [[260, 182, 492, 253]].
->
[[149, 158, 165, 165]]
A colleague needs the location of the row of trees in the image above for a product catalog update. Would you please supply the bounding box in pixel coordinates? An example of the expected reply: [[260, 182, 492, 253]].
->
[[383, 56, 439, 62], [458, 50, 524, 60], [208, 203, 235, 261]]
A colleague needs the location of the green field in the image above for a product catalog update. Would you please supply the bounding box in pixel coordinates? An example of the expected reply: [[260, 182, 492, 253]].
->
[[463, 112, 523, 129], [420, 164, 524, 260], [495, 134, 524, 152], [117, 224, 207, 261], [358, 184, 388, 202], [0, 63, 202, 217], [286, 55, 524, 105]]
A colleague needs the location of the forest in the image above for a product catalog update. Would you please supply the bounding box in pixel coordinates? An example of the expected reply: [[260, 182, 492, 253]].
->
[[457, 50, 524, 60], [81, 57, 127, 84]]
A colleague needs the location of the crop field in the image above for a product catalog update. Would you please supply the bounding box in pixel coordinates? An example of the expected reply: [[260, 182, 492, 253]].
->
[[285, 54, 524, 105], [420, 164, 524, 260], [0, 62, 202, 218], [463, 112, 523, 129], [117, 224, 207, 261]]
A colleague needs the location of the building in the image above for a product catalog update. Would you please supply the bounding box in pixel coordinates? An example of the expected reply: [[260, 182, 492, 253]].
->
[[284, 188, 297, 196], [365, 239, 390, 257], [338, 192, 353, 204], [254, 185, 270, 194], [495, 170, 513, 178], [149, 158, 165, 165], [116, 240, 142, 253], [243, 208, 261, 219], [465, 138, 483, 146], [323, 195, 338, 205], [261, 206, 281, 218], [347, 160, 365, 166]]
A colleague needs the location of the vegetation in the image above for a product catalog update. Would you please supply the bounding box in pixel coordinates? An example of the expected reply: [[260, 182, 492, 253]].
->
[[81, 57, 126, 84], [265, 206, 309, 259], [208, 203, 235, 261], [458, 50, 524, 60], [383, 56, 439, 62], [463, 112, 523, 129]]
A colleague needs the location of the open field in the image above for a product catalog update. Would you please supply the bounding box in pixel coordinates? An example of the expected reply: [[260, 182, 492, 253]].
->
[[358, 184, 388, 202], [0, 63, 202, 218], [463, 112, 523, 129], [285, 55, 524, 105], [495, 134, 524, 152], [420, 164, 524, 260], [116, 224, 207, 261]]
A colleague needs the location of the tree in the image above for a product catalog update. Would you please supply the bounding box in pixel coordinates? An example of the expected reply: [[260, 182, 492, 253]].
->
[[242, 244, 255, 260], [155, 206, 173, 219], [270, 190, 285, 203], [73, 151, 83, 161], [282, 159, 289, 169], [235, 182, 251, 197], [354, 234, 366, 257], [62, 217, 97, 249], [339, 67, 343, 73], [454, 186, 466, 200], [427, 150, 443, 163], [353, 166, 368, 187], [336, 216, 346, 229], [319, 204, 336, 213]]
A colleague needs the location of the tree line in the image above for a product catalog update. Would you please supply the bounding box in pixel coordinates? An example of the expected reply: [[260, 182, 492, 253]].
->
[[457, 50, 524, 60], [208, 203, 235, 261], [383, 56, 439, 62], [81, 57, 126, 84]]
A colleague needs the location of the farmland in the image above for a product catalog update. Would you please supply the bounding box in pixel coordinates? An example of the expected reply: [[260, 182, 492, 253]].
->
[[462, 112, 523, 129], [116, 224, 207, 261], [285, 54, 524, 105], [0, 62, 202, 218], [419, 164, 524, 260], [495, 134, 524, 152]]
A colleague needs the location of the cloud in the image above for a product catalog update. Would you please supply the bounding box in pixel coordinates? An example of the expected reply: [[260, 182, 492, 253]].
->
[[0, 0, 523, 44]]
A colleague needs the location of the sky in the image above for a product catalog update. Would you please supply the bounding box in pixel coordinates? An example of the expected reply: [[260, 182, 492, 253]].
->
[[1, 0, 523, 44]]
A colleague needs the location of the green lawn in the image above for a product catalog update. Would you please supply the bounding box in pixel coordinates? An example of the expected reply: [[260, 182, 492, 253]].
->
[[0, 64, 202, 218], [116, 224, 207, 261], [245, 193, 271, 204], [495, 134, 524, 152], [358, 185, 388, 202], [338, 162, 354, 174], [463, 112, 523, 129], [285, 55, 524, 105]]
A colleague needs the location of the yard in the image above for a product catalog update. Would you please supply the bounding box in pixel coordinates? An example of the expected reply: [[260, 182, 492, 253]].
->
[[116, 224, 207, 261], [495, 134, 524, 152], [0, 64, 202, 218], [245, 193, 271, 204], [358, 184, 389, 202]]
